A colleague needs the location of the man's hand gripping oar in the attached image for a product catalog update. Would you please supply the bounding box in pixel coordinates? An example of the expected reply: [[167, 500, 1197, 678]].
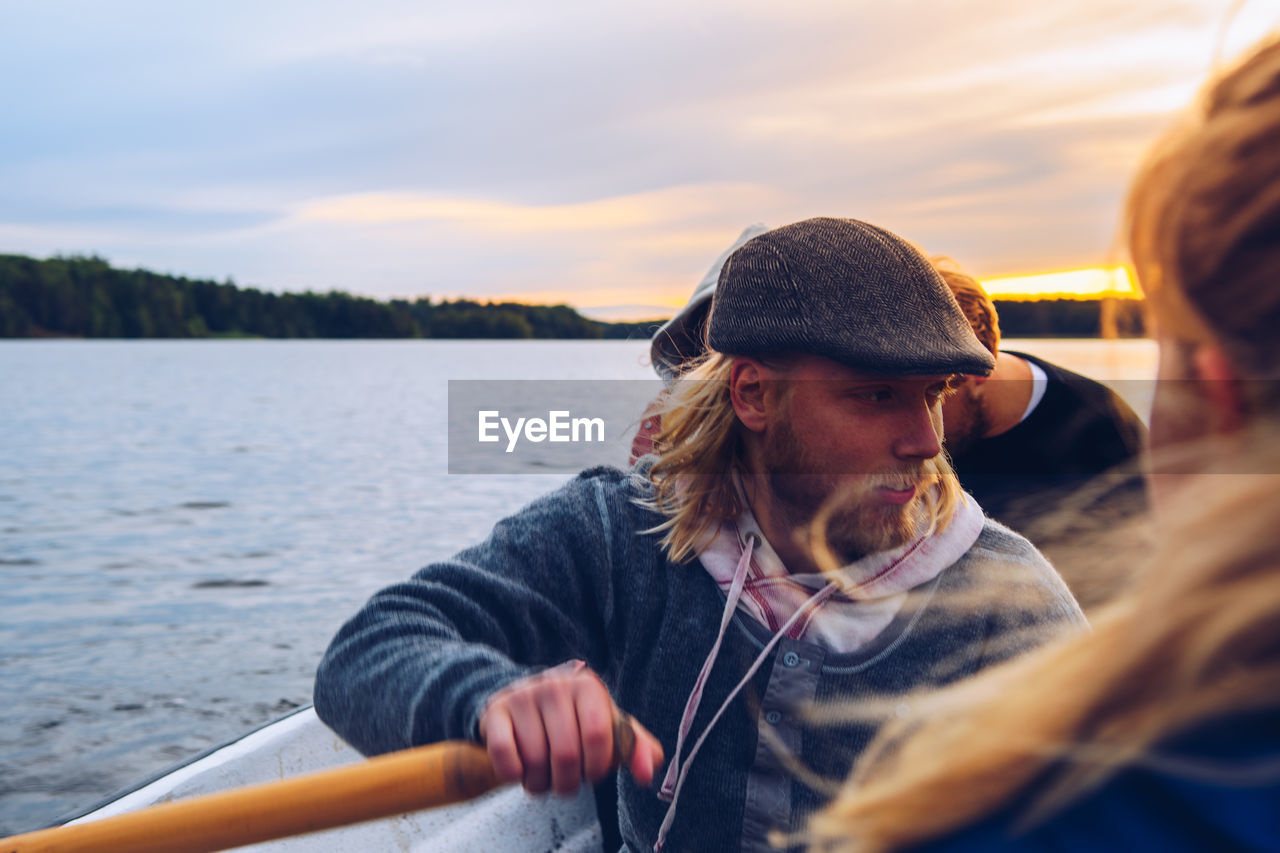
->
[[478, 659, 664, 795]]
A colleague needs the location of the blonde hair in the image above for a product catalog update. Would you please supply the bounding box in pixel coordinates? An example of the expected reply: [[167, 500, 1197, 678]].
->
[[933, 258, 1001, 357], [642, 351, 963, 565], [1129, 35, 1280, 399], [805, 36, 1280, 853], [643, 352, 748, 562]]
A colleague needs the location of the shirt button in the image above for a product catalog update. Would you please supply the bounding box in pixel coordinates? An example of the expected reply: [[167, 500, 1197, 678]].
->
[[765, 710, 782, 724], [782, 651, 801, 668]]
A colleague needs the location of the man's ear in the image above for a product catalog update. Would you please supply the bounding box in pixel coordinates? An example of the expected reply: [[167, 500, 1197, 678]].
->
[[729, 358, 770, 433], [1192, 343, 1247, 435]]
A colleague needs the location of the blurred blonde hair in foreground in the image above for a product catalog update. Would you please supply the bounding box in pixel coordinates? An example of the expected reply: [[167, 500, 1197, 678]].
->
[[804, 35, 1280, 853]]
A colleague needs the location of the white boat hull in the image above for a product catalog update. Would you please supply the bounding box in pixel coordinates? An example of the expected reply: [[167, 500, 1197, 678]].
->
[[68, 707, 602, 852]]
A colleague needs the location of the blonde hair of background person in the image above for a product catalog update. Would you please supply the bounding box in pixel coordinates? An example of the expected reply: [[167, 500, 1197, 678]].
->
[[641, 350, 963, 563], [932, 261, 1000, 357], [803, 35, 1280, 853]]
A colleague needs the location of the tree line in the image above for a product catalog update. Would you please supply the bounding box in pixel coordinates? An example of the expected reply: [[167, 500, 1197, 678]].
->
[[0, 253, 1144, 340], [0, 254, 659, 340]]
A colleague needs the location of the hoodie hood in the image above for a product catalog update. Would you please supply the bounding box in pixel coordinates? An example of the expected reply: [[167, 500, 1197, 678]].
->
[[649, 224, 770, 381]]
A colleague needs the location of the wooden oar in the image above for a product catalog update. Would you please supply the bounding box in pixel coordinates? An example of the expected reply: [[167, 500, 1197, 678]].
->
[[1, 739, 502, 853], [2, 711, 638, 853]]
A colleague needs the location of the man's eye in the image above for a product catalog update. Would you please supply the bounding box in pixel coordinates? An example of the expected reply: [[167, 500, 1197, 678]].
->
[[855, 389, 892, 402]]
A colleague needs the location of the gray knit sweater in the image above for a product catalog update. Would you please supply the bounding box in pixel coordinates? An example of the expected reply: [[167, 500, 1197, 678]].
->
[[314, 466, 1084, 852]]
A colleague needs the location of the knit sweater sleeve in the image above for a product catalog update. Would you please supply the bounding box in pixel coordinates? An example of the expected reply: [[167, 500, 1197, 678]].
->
[[969, 520, 1088, 669], [313, 469, 621, 757]]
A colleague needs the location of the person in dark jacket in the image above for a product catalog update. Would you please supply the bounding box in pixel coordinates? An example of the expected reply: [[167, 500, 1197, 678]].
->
[[936, 263, 1146, 524], [936, 263, 1149, 607], [805, 35, 1280, 853], [315, 218, 1085, 853]]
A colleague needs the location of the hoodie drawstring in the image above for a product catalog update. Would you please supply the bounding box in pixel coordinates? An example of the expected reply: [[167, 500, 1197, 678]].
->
[[654, 536, 837, 851], [658, 534, 755, 801]]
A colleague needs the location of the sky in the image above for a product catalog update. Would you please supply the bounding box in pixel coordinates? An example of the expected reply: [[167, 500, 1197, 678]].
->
[[2, 1, 1276, 318]]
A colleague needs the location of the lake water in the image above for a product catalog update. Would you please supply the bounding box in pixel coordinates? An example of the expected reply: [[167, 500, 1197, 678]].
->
[[0, 338, 1155, 834]]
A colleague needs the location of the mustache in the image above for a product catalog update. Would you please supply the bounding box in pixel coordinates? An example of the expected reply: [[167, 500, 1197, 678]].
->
[[791, 466, 940, 514], [767, 463, 940, 480], [859, 465, 936, 492]]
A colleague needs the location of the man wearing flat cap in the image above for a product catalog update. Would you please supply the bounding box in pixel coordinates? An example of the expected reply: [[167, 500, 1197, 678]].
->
[[315, 218, 1085, 852]]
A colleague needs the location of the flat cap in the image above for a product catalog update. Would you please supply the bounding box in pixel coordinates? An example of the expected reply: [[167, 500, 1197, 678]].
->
[[707, 217, 995, 375]]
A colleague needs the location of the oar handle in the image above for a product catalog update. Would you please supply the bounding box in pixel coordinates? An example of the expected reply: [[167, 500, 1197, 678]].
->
[[1, 740, 501, 853]]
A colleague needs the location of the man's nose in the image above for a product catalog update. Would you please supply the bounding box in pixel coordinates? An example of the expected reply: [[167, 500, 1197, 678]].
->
[[894, 400, 943, 460]]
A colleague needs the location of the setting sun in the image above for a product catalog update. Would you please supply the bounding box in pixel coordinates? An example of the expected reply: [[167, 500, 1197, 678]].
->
[[979, 266, 1140, 301]]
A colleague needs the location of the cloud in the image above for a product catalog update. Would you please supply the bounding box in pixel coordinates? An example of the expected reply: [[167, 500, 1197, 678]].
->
[[0, 0, 1258, 305], [247, 184, 782, 303], [290, 183, 775, 232]]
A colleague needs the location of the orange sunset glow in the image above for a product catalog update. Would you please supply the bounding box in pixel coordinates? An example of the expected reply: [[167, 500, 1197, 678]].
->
[[510, 265, 1144, 322], [979, 266, 1141, 301]]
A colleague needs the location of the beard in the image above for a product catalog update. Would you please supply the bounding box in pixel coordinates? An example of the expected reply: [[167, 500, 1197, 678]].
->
[[762, 417, 932, 564]]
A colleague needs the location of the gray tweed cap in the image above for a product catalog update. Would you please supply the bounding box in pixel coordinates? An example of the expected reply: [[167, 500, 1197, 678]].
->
[[707, 217, 995, 376]]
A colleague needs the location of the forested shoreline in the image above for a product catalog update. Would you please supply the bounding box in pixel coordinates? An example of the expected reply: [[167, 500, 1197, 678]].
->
[[0, 253, 1144, 340]]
